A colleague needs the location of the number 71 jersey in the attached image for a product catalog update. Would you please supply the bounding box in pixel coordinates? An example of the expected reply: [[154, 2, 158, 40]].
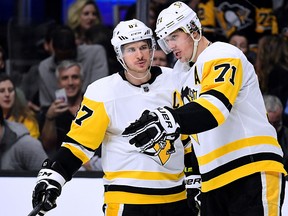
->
[[173, 42, 286, 192]]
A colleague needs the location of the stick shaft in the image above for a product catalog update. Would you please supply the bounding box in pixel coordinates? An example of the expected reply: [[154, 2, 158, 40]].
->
[[27, 203, 43, 216]]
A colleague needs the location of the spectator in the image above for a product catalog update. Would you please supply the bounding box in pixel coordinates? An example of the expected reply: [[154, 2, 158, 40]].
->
[[67, 0, 102, 45], [0, 106, 47, 170], [20, 23, 58, 114], [228, 31, 256, 65], [0, 74, 40, 139], [263, 94, 288, 174], [39, 60, 102, 170], [255, 34, 288, 114], [40, 60, 83, 155], [152, 46, 170, 67], [38, 25, 109, 108]]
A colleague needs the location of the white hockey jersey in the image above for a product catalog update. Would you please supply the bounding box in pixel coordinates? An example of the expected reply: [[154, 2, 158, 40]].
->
[[62, 66, 191, 204], [171, 42, 287, 192]]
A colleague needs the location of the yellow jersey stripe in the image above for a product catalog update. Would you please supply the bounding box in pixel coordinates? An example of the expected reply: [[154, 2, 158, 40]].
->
[[195, 97, 225, 125], [104, 191, 187, 204], [104, 170, 184, 181], [202, 160, 286, 192], [198, 136, 279, 165], [62, 143, 90, 163]]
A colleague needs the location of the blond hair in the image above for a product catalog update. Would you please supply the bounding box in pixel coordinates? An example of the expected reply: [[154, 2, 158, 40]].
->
[[67, 0, 101, 30]]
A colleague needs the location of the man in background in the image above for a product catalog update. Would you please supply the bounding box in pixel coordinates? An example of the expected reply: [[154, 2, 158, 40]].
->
[[38, 25, 109, 107]]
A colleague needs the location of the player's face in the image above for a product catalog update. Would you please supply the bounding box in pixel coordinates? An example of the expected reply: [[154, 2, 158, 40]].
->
[[164, 30, 194, 63], [122, 40, 152, 74], [0, 80, 15, 112], [58, 65, 82, 99]]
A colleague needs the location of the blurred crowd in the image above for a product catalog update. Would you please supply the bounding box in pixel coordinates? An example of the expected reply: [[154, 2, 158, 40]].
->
[[0, 0, 287, 172]]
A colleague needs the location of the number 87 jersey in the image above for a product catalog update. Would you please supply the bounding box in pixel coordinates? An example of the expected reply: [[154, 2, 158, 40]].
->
[[61, 67, 191, 205], [173, 41, 287, 193]]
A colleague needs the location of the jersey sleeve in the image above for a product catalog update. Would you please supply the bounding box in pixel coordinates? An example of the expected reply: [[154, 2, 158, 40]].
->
[[173, 57, 243, 134], [61, 96, 110, 164]]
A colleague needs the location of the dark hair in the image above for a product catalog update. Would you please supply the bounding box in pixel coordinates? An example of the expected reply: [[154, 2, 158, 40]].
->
[[85, 0, 102, 23], [0, 74, 37, 123], [228, 31, 249, 42], [44, 23, 60, 44], [0, 74, 14, 85], [51, 25, 77, 63]]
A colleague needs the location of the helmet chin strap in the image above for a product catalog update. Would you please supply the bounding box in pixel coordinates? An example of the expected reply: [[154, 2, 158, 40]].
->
[[189, 31, 202, 63], [126, 70, 150, 80]]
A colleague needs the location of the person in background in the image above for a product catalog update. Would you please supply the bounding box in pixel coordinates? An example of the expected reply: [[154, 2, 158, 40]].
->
[[40, 60, 83, 156], [228, 31, 256, 65], [67, 0, 102, 45], [39, 59, 102, 170], [38, 25, 109, 108], [20, 23, 58, 114], [263, 94, 288, 175], [0, 74, 40, 139], [152, 46, 170, 67], [255, 34, 288, 122], [30, 19, 199, 216], [0, 106, 47, 170], [123, 2, 287, 215]]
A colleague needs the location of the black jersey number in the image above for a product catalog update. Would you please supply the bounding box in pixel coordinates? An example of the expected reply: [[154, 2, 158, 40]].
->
[[75, 105, 93, 126], [214, 63, 236, 85]]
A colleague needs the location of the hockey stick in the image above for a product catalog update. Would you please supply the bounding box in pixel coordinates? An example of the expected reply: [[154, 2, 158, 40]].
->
[[27, 203, 44, 216]]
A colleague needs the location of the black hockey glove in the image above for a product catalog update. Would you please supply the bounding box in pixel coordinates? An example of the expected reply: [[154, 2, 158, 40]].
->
[[122, 107, 180, 152], [32, 159, 66, 215], [185, 175, 202, 216]]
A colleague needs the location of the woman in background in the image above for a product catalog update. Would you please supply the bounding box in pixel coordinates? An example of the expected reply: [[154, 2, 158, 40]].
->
[[255, 34, 288, 127], [67, 0, 102, 45], [0, 74, 40, 138]]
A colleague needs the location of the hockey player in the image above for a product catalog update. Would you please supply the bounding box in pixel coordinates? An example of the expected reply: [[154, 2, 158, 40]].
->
[[123, 2, 287, 216], [31, 19, 200, 216]]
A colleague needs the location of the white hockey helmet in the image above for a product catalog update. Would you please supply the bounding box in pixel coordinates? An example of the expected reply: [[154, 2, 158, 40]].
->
[[155, 1, 202, 54], [111, 19, 156, 69]]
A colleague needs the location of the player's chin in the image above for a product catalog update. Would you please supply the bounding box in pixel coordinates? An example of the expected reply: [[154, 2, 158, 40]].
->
[[136, 65, 150, 72]]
